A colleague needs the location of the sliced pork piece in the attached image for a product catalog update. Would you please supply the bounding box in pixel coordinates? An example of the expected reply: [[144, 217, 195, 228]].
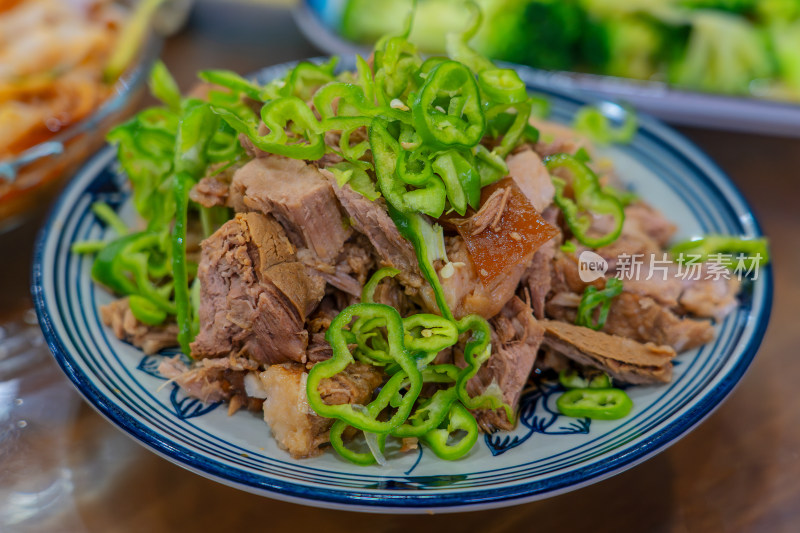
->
[[506, 149, 555, 213], [259, 362, 383, 458], [609, 260, 740, 321], [570, 202, 676, 273], [550, 248, 738, 321], [158, 355, 261, 413], [297, 237, 375, 298], [305, 296, 342, 363], [447, 178, 559, 286], [329, 179, 424, 290], [625, 202, 677, 247], [594, 219, 664, 273], [463, 297, 544, 432], [190, 175, 230, 208], [541, 320, 676, 385], [622, 273, 684, 309], [189, 162, 239, 208], [679, 268, 741, 320], [550, 250, 596, 295], [521, 237, 558, 319], [229, 155, 350, 262], [547, 291, 714, 353], [605, 293, 714, 352], [190, 212, 325, 365], [100, 298, 178, 355]]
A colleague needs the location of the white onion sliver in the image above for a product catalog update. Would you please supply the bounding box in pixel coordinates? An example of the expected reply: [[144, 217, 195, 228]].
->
[[364, 431, 387, 467], [243, 372, 268, 399]]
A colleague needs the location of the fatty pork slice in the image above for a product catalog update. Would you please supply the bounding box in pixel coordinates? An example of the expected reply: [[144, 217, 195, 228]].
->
[[190, 212, 325, 365], [258, 362, 384, 459], [438, 179, 559, 319], [461, 297, 545, 433], [506, 149, 555, 213], [100, 298, 179, 355], [229, 155, 350, 263], [329, 178, 425, 290], [540, 320, 676, 385], [437, 235, 530, 320]]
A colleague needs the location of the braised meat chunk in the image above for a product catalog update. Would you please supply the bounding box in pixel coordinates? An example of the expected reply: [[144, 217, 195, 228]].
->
[[437, 235, 529, 320], [190, 212, 325, 365], [547, 288, 715, 353], [100, 298, 179, 355], [230, 155, 350, 263], [463, 297, 545, 432], [158, 355, 261, 411], [330, 179, 424, 290]]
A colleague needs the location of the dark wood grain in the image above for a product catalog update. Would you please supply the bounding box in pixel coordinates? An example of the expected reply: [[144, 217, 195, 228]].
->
[[2, 2, 798, 531]]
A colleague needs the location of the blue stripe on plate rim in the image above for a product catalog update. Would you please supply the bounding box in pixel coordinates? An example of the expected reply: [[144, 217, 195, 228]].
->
[[32, 59, 772, 512]]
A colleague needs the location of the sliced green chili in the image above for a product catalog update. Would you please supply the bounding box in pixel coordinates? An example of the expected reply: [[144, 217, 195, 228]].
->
[[362, 268, 401, 304], [559, 369, 612, 390], [307, 303, 423, 433], [574, 104, 638, 145], [91, 201, 129, 236], [329, 420, 387, 466], [129, 294, 168, 326], [478, 69, 528, 104], [576, 277, 624, 331], [412, 60, 486, 150], [545, 153, 625, 248], [420, 401, 480, 460], [431, 150, 481, 215], [557, 388, 633, 420], [670, 235, 770, 270]]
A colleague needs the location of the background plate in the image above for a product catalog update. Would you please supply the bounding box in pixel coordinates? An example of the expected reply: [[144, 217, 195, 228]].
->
[[33, 59, 772, 513], [295, 0, 800, 138]]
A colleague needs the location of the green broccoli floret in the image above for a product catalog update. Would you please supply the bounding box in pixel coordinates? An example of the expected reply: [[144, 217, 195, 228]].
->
[[489, 0, 586, 71], [668, 11, 774, 95], [756, 0, 800, 24], [676, 0, 757, 15], [581, 15, 667, 79], [579, 0, 680, 21]]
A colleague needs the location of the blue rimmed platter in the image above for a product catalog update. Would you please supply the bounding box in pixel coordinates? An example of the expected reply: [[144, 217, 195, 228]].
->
[[32, 59, 772, 513]]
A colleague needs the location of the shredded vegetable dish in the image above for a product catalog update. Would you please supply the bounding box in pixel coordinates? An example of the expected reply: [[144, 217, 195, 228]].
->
[[0, 0, 126, 158], [75, 2, 769, 465]]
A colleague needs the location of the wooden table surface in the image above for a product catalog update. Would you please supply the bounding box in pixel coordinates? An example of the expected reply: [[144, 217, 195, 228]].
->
[[1, 2, 798, 531]]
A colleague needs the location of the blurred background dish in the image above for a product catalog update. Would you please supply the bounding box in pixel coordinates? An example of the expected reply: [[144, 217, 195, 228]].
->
[[0, 0, 167, 234], [295, 0, 800, 137]]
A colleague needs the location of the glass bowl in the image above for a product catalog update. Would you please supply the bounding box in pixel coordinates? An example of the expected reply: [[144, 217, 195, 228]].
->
[[0, 28, 163, 234]]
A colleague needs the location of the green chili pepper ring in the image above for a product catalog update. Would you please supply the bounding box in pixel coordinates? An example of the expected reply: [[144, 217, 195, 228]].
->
[[412, 60, 486, 150], [307, 303, 423, 433], [557, 388, 633, 420]]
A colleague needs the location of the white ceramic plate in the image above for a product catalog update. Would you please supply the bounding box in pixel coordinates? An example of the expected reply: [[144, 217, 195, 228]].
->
[[33, 59, 772, 513]]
